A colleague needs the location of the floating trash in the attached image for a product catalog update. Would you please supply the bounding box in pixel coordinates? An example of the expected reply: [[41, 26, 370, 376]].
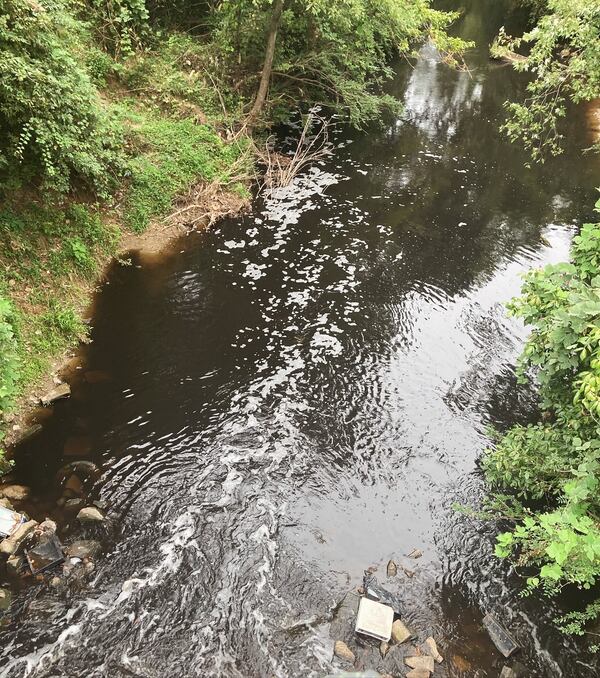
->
[[362, 573, 402, 615], [26, 534, 65, 574], [483, 613, 520, 658], [0, 506, 25, 539], [355, 596, 394, 642]]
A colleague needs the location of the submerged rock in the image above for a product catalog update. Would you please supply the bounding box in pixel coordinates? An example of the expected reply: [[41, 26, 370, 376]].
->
[[40, 383, 71, 406], [334, 640, 355, 664], [405, 656, 435, 673], [64, 474, 84, 496], [77, 507, 105, 523], [66, 540, 101, 559], [391, 619, 412, 644], [63, 436, 92, 457], [0, 484, 31, 502]]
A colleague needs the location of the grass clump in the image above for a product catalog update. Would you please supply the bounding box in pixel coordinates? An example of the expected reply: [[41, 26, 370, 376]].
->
[[122, 108, 248, 231]]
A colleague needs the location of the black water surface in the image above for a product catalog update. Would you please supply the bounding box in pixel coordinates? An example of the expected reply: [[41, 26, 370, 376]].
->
[[2, 1, 600, 676]]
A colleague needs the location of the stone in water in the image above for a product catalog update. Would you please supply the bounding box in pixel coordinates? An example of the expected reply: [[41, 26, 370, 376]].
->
[[333, 640, 355, 664], [406, 655, 435, 672], [355, 596, 394, 642], [391, 619, 412, 644]]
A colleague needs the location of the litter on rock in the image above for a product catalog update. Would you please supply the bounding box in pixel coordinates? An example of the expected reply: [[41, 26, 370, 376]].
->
[[355, 596, 394, 642], [0, 506, 25, 539], [362, 573, 403, 615], [26, 534, 65, 574], [483, 613, 520, 658]]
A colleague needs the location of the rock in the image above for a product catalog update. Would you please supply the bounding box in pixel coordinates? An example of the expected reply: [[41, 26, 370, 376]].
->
[[0, 587, 11, 612], [66, 540, 101, 559], [0, 498, 14, 510], [423, 636, 443, 663], [6, 554, 25, 576], [402, 566, 415, 578], [405, 656, 435, 673], [64, 498, 85, 513], [391, 619, 412, 644], [64, 474, 83, 496], [50, 576, 62, 588], [40, 383, 71, 406], [84, 561, 95, 573], [76, 507, 104, 523], [333, 640, 355, 664], [386, 559, 397, 577], [407, 548, 422, 559], [500, 668, 517, 678], [452, 655, 471, 672], [406, 671, 431, 678], [37, 519, 57, 535], [56, 460, 100, 483], [0, 520, 37, 556], [64, 436, 92, 457], [380, 641, 390, 658], [0, 484, 31, 502]]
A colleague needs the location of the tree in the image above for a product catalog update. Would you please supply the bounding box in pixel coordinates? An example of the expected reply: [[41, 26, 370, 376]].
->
[[493, 0, 600, 160], [248, 0, 285, 123], [212, 0, 471, 127]]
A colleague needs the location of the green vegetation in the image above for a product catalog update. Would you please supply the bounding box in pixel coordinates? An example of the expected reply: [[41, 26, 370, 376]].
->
[[474, 0, 600, 641], [482, 207, 600, 638], [493, 0, 600, 160]]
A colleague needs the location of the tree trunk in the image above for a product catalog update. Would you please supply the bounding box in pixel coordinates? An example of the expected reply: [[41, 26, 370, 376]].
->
[[247, 0, 285, 124]]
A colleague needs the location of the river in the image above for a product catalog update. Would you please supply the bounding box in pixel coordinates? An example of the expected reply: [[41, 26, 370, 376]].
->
[[2, 1, 600, 676]]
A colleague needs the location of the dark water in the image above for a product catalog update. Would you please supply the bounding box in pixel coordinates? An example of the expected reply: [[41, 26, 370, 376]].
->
[[3, 1, 600, 676]]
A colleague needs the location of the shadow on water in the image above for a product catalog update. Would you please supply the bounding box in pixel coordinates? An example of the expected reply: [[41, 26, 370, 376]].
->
[[2, 0, 600, 676]]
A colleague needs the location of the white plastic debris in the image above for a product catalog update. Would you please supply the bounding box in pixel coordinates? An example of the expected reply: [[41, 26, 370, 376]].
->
[[355, 596, 394, 642]]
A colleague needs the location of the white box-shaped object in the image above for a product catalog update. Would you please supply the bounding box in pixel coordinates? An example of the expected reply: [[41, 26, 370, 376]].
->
[[355, 597, 394, 642]]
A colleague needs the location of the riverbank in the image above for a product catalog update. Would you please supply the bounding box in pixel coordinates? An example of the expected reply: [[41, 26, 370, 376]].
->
[[0, 34, 255, 457]]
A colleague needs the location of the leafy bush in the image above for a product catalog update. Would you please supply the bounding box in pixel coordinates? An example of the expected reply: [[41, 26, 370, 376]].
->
[[483, 202, 600, 635], [0, 0, 125, 193]]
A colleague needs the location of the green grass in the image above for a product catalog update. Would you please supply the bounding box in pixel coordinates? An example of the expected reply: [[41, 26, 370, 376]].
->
[[122, 108, 248, 231]]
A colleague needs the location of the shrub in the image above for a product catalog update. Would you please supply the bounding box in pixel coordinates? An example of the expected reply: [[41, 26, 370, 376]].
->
[[0, 0, 124, 194]]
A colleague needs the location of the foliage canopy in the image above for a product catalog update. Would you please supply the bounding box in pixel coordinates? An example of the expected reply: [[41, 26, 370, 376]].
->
[[494, 0, 600, 160]]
